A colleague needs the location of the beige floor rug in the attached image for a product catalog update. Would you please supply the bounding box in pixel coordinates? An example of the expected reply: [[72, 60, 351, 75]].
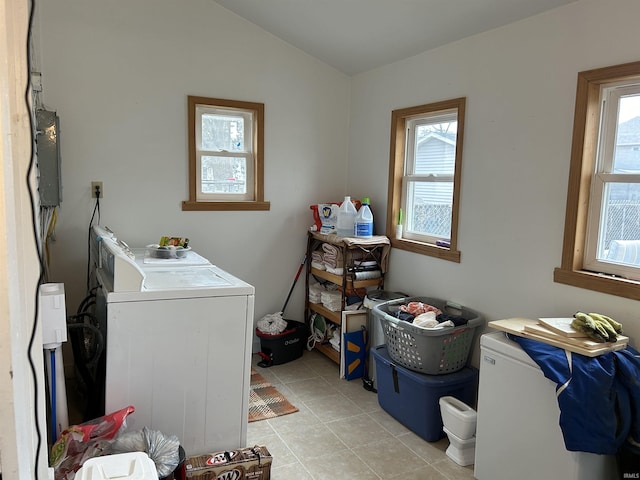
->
[[249, 369, 299, 422]]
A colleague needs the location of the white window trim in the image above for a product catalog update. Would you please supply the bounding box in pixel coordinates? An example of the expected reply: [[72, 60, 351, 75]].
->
[[583, 83, 640, 279], [194, 105, 254, 202], [402, 112, 457, 245]]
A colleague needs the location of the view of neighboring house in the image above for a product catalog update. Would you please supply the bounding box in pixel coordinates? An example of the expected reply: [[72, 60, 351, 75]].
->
[[615, 115, 640, 178], [410, 131, 456, 238]]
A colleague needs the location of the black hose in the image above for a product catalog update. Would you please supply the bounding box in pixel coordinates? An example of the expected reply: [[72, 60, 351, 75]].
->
[[76, 291, 97, 316], [67, 321, 105, 421]]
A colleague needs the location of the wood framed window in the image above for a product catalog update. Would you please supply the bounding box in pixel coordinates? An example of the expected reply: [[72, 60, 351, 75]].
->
[[555, 61, 640, 300], [386, 98, 466, 262], [182, 96, 270, 211]]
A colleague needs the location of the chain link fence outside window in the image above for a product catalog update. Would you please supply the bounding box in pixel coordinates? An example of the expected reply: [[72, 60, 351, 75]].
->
[[604, 201, 640, 247], [410, 200, 640, 249], [411, 204, 452, 239]]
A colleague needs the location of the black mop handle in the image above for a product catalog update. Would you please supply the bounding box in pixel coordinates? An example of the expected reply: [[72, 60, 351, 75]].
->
[[282, 254, 307, 314]]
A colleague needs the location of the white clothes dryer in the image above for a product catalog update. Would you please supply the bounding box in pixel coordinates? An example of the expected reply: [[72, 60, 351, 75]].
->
[[95, 235, 254, 456]]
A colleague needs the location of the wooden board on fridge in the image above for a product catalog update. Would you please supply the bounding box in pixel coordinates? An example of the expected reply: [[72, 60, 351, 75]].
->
[[524, 322, 628, 350], [488, 318, 628, 357], [538, 317, 586, 337]]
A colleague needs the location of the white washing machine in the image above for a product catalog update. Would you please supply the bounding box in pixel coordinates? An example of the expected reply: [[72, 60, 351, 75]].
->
[[95, 234, 254, 456], [474, 332, 616, 480]]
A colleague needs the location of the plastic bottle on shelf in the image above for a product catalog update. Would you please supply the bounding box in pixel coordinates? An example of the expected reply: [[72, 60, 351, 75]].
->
[[336, 196, 357, 237], [355, 197, 374, 238]]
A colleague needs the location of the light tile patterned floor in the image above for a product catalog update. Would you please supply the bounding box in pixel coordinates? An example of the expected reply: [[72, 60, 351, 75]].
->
[[248, 349, 475, 480]]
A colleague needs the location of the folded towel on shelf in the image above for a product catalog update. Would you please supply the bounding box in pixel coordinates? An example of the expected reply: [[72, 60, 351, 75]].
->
[[325, 266, 344, 275], [322, 243, 343, 269], [308, 285, 324, 303], [308, 293, 322, 303], [329, 330, 341, 351], [320, 290, 341, 301], [311, 260, 326, 270], [323, 302, 342, 312], [309, 282, 324, 293], [329, 338, 340, 351], [342, 236, 391, 247], [322, 242, 340, 256], [321, 290, 342, 311], [311, 250, 324, 263]]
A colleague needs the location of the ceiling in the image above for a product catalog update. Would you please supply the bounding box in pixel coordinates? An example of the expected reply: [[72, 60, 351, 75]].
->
[[213, 0, 576, 75]]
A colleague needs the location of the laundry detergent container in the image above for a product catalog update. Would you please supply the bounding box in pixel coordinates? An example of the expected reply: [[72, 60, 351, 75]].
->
[[372, 344, 478, 441]]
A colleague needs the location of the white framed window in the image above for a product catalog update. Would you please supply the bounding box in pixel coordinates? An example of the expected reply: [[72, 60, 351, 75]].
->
[[555, 60, 640, 300], [387, 98, 466, 262], [183, 96, 270, 211], [196, 105, 253, 201], [583, 83, 640, 279]]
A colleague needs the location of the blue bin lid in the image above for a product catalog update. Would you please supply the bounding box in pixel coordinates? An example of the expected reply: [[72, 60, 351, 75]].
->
[[371, 344, 478, 385]]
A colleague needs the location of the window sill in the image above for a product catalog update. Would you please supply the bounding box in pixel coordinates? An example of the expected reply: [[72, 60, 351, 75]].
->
[[553, 267, 640, 301], [182, 200, 271, 211], [390, 237, 461, 263]]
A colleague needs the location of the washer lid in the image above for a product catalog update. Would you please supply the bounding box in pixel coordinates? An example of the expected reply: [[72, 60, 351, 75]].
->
[[143, 267, 232, 290], [133, 248, 212, 267]]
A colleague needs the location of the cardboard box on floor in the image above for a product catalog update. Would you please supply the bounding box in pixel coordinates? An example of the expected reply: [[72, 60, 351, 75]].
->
[[184, 445, 272, 480]]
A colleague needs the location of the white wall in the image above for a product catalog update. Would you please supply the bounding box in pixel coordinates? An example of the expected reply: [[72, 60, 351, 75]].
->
[[0, 1, 51, 477], [349, 0, 640, 364], [36, 0, 350, 339], [37, 0, 640, 371]]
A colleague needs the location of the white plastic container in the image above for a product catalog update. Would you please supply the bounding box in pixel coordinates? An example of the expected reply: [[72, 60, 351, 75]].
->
[[336, 196, 357, 237], [75, 452, 158, 480], [439, 395, 477, 439], [440, 396, 478, 467], [355, 198, 373, 237], [442, 426, 476, 466]]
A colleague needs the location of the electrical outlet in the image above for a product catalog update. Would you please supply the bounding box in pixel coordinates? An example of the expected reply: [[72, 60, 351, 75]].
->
[[91, 181, 103, 198]]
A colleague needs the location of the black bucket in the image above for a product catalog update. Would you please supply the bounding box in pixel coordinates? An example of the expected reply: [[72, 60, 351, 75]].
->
[[256, 320, 308, 367]]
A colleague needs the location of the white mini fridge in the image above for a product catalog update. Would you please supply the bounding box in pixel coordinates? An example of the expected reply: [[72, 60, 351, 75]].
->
[[474, 332, 616, 480]]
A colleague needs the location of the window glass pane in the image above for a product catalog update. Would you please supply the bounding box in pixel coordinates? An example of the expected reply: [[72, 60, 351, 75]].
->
[[201, 114, 245, 151], [597, 182, 640, 265], [406, 181, 453, 239], [201, 156, 246, 193], [413, 121, 457, 175], [613, 94, 640, 173]]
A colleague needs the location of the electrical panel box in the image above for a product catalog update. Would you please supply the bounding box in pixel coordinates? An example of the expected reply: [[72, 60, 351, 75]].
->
[[36, 109, 62, 207]]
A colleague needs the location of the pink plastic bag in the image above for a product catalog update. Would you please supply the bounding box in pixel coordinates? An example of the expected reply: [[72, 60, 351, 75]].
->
[[50, 405, 135, 480]]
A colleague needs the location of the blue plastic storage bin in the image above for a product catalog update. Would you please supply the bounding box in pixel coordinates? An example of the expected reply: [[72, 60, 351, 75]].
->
[[372, 344, 478, 442]]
